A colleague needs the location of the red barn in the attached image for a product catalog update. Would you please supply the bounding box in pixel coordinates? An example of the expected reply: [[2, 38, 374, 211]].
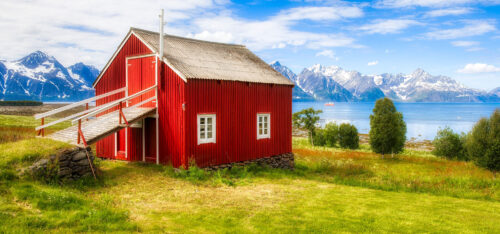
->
[[91, 28, 294, 169]]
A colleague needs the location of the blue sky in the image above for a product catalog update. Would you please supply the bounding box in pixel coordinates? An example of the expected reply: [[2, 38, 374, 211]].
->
[[0, 0, 499, 90]]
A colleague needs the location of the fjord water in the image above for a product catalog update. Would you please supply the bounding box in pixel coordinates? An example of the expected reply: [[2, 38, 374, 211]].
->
[[293, 102, 499, 140]]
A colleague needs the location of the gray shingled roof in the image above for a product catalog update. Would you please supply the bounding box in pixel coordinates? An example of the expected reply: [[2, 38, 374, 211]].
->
[[131, 28, 294, 86]]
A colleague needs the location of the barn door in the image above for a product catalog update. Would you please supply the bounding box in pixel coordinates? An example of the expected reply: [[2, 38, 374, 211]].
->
[[116, 129, 126, 159], [144, 118, 157, 162], [127, 56, 156, 107]]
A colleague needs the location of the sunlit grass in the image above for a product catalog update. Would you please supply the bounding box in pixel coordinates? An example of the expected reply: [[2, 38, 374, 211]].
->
[[0, 114, 71, 143], [292, 137, 499, 201], [0, 119, 498, 232]]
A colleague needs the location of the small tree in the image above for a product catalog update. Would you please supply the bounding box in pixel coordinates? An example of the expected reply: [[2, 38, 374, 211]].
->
[[293, 108, 323, 145], [432, 127, 466, 160], [324, 122, 339, 147], [312, 129, 327, 146], [465, 109, 500, 171], [338, 123, 359, 149], [369, 98, 406, 156]]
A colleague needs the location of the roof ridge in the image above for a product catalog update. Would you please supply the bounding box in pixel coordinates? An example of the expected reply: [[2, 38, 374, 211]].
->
[[130, 27, 246, 48]]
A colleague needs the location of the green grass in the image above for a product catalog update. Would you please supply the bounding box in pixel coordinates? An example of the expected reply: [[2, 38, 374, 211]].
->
[[0, 116, 499, 233], [0, 114, 71, 144]]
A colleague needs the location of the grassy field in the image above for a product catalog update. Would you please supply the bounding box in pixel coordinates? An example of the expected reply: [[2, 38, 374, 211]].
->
[[0, 114, 71, 144], [0, 115, 499, 233]]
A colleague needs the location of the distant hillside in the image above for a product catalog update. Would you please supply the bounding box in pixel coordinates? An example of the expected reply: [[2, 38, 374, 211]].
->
[[0, 51, 98, 101], [270, 61, 500, 102]]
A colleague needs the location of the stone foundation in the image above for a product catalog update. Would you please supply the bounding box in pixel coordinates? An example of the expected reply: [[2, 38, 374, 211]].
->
[[26, 147, 96, 181], [205, 153, 294, 171]]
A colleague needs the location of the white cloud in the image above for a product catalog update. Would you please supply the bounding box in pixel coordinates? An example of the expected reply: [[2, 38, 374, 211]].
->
[[315, 50, 339, 60], [424, 20, 496, 40], [457, 63, 500, 73], [0, 2, 364, 67], [451, 40, 479, 47], [275, 6, 363, 21], [367, 60, 379, 66], [375, 0, 499, 8], [0, 0, 221, 67], [191, 8, 362, 51], [357, 19, 422, 34], [425, 7, 472, 17]]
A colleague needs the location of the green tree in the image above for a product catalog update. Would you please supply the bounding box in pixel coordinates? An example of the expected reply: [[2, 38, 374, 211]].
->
[[432, 127, 466, 160], [293, 108, 323, 145], [324, 122, 339, 147], [465, 109, 500, 171], [312, 129, 327, 146], [369, 98, 407, 156], [338, 123, 359, 149]]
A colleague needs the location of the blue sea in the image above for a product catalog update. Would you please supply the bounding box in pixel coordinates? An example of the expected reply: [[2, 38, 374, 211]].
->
[[293, 102, 499, 140]]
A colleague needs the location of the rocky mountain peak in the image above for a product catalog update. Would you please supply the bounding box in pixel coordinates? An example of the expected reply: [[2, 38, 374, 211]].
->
[[18, 50, 54, 69]]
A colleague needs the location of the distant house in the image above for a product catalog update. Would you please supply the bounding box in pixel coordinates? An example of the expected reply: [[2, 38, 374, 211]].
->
[[92, 28, 294, 168]]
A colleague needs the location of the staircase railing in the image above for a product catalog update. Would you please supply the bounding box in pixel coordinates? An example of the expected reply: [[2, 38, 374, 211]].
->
[[35, 87, 127, 136], [70, 85, 157, 146]]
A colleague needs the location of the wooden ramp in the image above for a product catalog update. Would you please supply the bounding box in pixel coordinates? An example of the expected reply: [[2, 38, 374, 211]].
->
[[47, 107, 156, 146], [47, 106, 156, 146]]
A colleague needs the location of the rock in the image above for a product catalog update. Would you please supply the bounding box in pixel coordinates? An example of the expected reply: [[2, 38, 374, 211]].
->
[[75, 158, 90, 166], [24, 147, 95, 181], [72, 151, 88, 161], [204, 153, 294, 171], [58, 168, 72, 177]]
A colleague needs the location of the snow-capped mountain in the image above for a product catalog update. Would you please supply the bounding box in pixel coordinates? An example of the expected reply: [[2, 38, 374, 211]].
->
[[301, 64, 384, 101], [0, 51, 98, 101], [270, 61, 314, 101], [270, 61, 500, 102], [297, 66, 354, 101], [490, 87, 500, 97]]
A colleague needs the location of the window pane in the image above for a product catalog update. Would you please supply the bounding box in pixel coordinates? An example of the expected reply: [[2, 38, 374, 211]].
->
[[264, 116, 267, 123], [207, 124, 212, 132], [199, 130, 205, 139], [207, 131, 212, 138], [264, 122, 267, 128], [200, 117, 205, 125], [207, 117, 212, 125], [264, 129, 268, 135]]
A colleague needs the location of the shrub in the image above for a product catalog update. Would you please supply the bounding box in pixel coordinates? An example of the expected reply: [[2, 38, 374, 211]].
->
[[369, 98, 406, 155], [338, 123, 359, 149], [432, 127, 466, 160], [465, 109, 500, 171], [324, 122, 339, 147], [312, 129, 327, 146]]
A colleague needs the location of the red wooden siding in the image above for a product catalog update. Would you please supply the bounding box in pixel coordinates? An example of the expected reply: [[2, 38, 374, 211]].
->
[[184, 80, 292, 167], [95, 34, 152, 160], [157, 62, 186, 167]]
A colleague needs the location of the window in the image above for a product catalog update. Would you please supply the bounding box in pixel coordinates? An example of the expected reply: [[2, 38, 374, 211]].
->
[[257, 113, 270, 139], [197, 114, 216, 144]]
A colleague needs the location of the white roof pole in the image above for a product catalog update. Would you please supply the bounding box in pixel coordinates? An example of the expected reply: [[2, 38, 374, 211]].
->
[[159, 9, 164, 60]]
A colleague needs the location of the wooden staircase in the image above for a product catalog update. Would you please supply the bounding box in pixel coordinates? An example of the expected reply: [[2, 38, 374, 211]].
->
[[35, 85, 157, 147]]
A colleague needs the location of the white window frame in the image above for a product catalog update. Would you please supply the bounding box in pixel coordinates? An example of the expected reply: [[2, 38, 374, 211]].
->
[[257, 113, 271, 139], [197, 114, 216, 145]]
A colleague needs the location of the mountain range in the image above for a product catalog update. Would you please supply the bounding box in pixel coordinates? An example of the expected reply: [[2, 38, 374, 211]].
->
[[1, 51, 498, 103], [270, 61, 500, 102], [0, 51, 97, 101]]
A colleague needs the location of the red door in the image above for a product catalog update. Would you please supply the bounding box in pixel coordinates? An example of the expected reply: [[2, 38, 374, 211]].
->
[[116, 129, 126, 159], [144, 118, 157, 162], [127, 56, 156, 107]]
